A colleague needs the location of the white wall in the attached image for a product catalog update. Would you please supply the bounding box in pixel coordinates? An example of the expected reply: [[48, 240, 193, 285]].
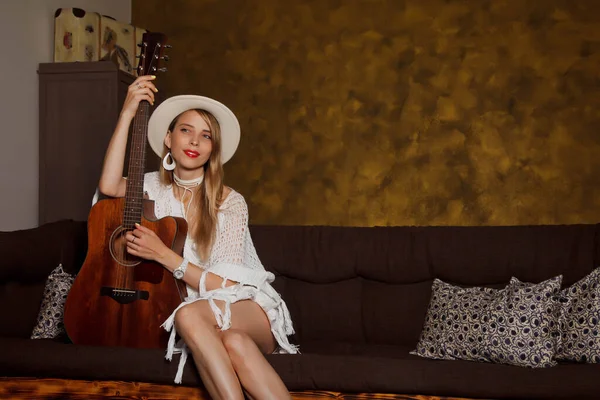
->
[[0, 0, 131, 231]]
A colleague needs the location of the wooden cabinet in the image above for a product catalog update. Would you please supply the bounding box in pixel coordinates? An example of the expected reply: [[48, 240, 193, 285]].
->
[[38, 61, 160, 225]]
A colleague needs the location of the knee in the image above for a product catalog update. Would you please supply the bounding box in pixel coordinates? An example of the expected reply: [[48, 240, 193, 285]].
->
[[173, 303, 195, 332], [221, 330, 253, 365], [174, 303, 213, 341]]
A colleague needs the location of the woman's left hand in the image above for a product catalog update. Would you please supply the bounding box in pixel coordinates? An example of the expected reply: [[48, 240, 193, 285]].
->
[[126, 223, 171, 262]]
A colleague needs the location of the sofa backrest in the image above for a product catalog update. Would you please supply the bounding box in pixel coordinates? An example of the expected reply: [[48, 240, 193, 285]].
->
[[0, 220, 87, 338], [3, 220, 599, 349], [251, 224, 600, 347]]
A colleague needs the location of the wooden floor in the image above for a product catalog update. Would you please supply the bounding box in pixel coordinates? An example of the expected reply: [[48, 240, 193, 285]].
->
[[0, 377, 478, 399]]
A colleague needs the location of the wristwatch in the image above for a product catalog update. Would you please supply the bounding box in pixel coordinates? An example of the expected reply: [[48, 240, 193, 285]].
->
[[173, 258, 189, 280]]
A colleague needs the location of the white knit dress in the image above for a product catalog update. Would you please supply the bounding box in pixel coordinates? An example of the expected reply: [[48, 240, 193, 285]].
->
[[141, 172, 299, 383]]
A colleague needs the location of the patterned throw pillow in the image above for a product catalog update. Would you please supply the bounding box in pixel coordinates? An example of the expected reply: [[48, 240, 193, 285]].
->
[[491, 275, 562, 367], [412, 276, 563, 368], [31, 264, 76, 340], [410, 279, 498, 363], [553, 267, 600, 363]]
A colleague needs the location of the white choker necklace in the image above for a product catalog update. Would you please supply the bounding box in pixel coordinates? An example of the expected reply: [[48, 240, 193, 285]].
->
[[173, 173, 204, 220], [173, 173, 204, 187]]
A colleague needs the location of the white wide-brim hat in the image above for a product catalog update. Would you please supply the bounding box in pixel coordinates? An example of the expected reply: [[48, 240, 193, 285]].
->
[[147, 95, 241, 164]]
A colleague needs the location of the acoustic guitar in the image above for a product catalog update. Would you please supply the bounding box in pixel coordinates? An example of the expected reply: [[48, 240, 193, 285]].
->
[[64, 32, 188, 349]]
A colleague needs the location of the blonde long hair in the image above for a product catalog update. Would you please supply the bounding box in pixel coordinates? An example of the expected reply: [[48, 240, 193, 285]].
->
[[160, 109, 224, 261]]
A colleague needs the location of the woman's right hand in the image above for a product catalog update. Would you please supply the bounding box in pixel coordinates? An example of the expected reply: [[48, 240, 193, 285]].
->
[[120, 75, 158, 120]]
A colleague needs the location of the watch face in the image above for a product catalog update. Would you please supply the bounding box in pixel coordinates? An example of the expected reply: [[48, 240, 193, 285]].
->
[[174, 270, 183, 279]]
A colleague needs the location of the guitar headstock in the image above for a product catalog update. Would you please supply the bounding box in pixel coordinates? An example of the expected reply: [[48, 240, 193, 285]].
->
[[136, 32, 170, 77]]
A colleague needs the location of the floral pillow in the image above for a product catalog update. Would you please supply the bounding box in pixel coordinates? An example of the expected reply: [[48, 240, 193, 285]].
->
[[31, 264, 75, 340]]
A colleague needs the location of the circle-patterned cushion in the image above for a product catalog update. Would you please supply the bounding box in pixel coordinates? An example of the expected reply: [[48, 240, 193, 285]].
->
[[412, 275, 562, 368], [411, 279, 497, 363], [495, 276, 563, 367], [554, 267, 600, 363], [30, 264, 75, 340]]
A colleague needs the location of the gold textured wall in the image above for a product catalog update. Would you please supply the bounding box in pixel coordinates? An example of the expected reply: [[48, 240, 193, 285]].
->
[[133, 0, 600, 227]]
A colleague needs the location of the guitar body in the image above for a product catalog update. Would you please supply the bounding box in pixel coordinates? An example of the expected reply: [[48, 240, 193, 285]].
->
[[64, 197, 188, 348]]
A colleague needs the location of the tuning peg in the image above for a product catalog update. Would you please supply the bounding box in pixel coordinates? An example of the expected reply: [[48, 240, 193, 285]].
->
[[158, 67, 168, 72], [137, 42, 146, 48], [164, 44, 172, 49], [135, 54, 145, 59], [161, 55, 170, 61]]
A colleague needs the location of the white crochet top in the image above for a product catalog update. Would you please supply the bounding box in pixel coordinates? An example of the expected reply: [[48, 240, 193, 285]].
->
[[142, 171, 298, 383], [143, 171, 274, 294]]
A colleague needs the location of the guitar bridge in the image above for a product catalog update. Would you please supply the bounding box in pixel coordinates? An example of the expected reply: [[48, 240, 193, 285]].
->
[[100, 287, 149, 304]]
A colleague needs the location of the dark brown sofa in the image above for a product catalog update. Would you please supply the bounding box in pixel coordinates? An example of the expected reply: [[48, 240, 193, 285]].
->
[[1, 219, 600, 399]]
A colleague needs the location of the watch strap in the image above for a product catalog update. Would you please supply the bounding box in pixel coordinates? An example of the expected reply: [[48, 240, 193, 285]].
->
[[174, 258, 189, 279]]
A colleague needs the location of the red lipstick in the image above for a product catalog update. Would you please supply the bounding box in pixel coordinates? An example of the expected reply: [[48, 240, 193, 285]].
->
[[184, 150, 199, 158]]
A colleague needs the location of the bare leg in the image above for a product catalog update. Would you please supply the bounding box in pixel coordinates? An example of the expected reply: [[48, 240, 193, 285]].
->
[[174, 298, 292, 399], [222, 300, 293, 400], [174, 302, 244, 400], [222, 329, 291, 400]]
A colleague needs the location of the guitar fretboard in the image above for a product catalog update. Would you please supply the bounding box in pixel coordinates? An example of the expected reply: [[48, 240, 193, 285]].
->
[[123, 101, 150, 229]]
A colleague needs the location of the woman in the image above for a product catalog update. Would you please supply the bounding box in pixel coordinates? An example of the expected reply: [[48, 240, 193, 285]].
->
[[98, 75, 298, 400]]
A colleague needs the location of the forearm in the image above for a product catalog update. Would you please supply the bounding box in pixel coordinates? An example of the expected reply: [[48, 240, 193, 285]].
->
[[159, 250, 236, 291], [98, 112, 134, 196], [99, 75, 156, 197]]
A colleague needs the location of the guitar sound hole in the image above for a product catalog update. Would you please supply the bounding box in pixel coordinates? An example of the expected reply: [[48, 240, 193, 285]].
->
[[109, 226, 142, 267]]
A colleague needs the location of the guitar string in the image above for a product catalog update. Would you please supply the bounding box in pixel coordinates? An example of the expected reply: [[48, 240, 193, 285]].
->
[[122, 98, 144, 288], [128, 102, 146, 288], [123, 105, 136, 289], [126, 44, 160, 289], [124, 83, 151, 285], [119, 41, 162, 291], [131, 101, 147, 288], [123, 41, 161, 232], [120, 102, 139, 290], [126, 104, 139, 289]]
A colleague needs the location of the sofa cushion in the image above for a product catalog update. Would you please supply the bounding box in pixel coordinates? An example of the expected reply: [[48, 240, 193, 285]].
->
[[423, 225, 598, 287], [4, 337, 600, 399], [487, 275, 562, 367], [412, 276, 562, 368], [556, 266, 600, 362], [0, 281, 46, 338], [0, 337, 202, 387], [412, 279, 498, 363], [267, 345, 600, 399], [362, 279, 434, 346], [30, 264, 75, 340], [273, 276, 364, 343]]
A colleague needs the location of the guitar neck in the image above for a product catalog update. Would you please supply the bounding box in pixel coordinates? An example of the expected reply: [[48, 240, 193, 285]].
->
[[123, 101, 151, 229]]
